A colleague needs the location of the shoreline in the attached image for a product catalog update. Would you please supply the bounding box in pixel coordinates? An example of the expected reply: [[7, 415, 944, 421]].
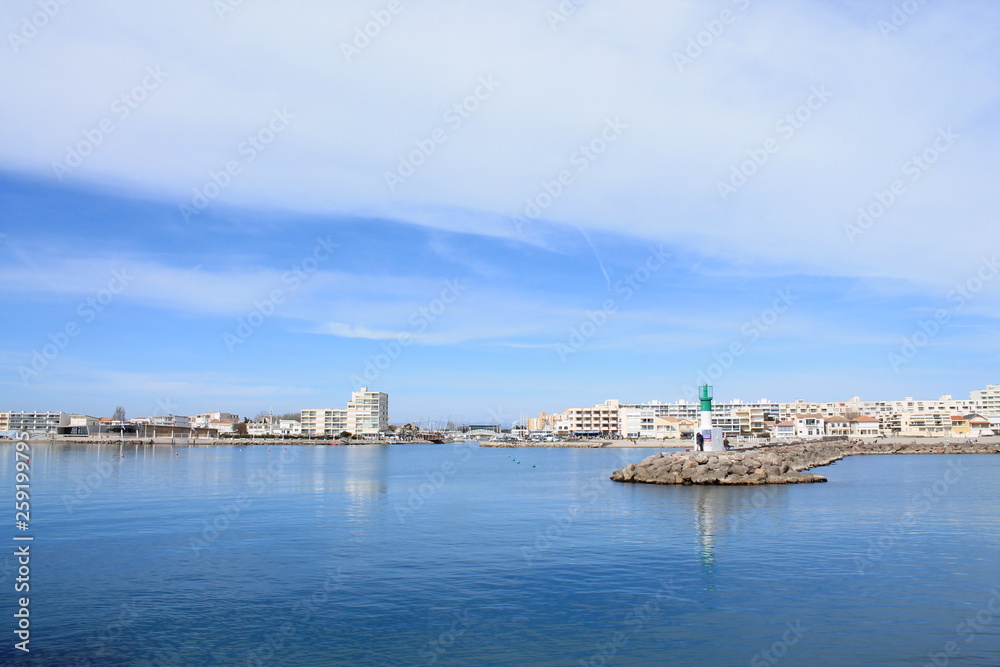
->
[[610, 437, 1000, 485]]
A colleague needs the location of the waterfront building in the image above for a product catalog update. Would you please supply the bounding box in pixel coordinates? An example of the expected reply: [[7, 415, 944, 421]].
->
[[192, 411, 241, 427], [348, 387, 390, 435], [897, 412, 954, 438], [773, 421, 796, 439], [301, 388, 389, 438], [138, 414, 191, 428], [248, 417, 302, 436], [794, 414, 826, 438], [563, 399, 621, 436], [2, 411, 72, 434], [300, 409, 349, 437], [971, 384, 1000, 416]]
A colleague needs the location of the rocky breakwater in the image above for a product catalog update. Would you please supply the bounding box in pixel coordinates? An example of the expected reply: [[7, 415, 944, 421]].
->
[[611, 445, 844, 485], [611, 438, 1000, 486]]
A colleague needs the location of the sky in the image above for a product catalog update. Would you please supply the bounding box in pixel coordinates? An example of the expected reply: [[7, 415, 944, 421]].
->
[[1, 0, 998, 425]]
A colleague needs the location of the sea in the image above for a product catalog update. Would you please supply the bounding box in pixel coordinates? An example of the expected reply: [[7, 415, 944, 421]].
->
[[2, 441, 999, 666]]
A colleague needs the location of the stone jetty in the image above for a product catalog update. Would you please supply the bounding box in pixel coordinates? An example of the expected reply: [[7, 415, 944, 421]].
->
[[610, 438, 1000, 485]]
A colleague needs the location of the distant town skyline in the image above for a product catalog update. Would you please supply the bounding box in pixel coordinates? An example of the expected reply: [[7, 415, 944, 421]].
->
[[1, 3, 998, 423]]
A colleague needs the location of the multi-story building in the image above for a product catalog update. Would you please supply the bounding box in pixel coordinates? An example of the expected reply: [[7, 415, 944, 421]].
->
[[348, 387, 390, 435], [301, 388, 389, 438], [897, 412, 954, 438], [794, 414, 825, 438], [300, 409, 349, 437], [971, 385, 1000, 417], [825, 415, 880, 438], [563, 399, 621, 436], [248, 417, 302, 437], [139, 414, 191, 428], [526, 412, 564, 431], [3, 411, 71, 434], [192, 412, 241, 427]]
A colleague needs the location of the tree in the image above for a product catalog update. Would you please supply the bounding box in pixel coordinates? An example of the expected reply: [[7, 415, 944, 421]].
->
[[254, 410, 270, 421], [276, 413, 300, 421], [112, 406, 126, 422]]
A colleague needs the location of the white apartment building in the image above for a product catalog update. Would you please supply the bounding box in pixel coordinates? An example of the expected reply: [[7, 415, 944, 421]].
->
[[2, 411, 71, 434], [248, 418, 302, 437], [192, 411, 241, 427], [971, 385, 1000, 417], [348, 387, 390, 435], [563, 399, 621, 436], [134, 414, 191, 428], [301, 388, 389, 437], [300, 409, 349, 437]]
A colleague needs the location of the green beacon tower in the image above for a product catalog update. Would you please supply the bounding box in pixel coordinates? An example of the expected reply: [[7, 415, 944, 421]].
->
[[697, 384, 724, 451]]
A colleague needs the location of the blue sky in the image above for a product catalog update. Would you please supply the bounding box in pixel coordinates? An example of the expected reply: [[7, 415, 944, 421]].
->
[[1, 1, 998, 424]]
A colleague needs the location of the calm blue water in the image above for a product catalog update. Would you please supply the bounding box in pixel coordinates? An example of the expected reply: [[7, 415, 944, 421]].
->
[[2, 442, 999, 666]]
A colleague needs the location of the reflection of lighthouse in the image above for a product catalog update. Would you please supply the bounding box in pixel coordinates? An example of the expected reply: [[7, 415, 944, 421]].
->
[[697, 384, 725, 452], [694, 487, 717, 587]]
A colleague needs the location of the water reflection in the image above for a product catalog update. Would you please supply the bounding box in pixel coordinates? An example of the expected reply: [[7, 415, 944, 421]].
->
[[693, 486, 719, 589], [341, 445, 389, 524]]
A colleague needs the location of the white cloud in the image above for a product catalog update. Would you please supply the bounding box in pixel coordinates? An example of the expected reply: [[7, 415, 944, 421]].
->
[[1, 1, 998, 295]]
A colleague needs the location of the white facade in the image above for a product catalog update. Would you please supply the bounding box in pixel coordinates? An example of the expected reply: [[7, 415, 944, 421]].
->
[[192, 411, 240, 427], [248, 417, 302, 436], [971, 384, 1000, 417], [348, 387, 390, 435], [143, 415, 191, 427], [300, 409, 349, 437], [794, 414, 825, 438], [3, 411, 71, 433]]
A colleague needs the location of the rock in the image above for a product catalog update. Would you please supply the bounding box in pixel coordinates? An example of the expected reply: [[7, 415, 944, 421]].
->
[[609, 439, 999, 486]]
